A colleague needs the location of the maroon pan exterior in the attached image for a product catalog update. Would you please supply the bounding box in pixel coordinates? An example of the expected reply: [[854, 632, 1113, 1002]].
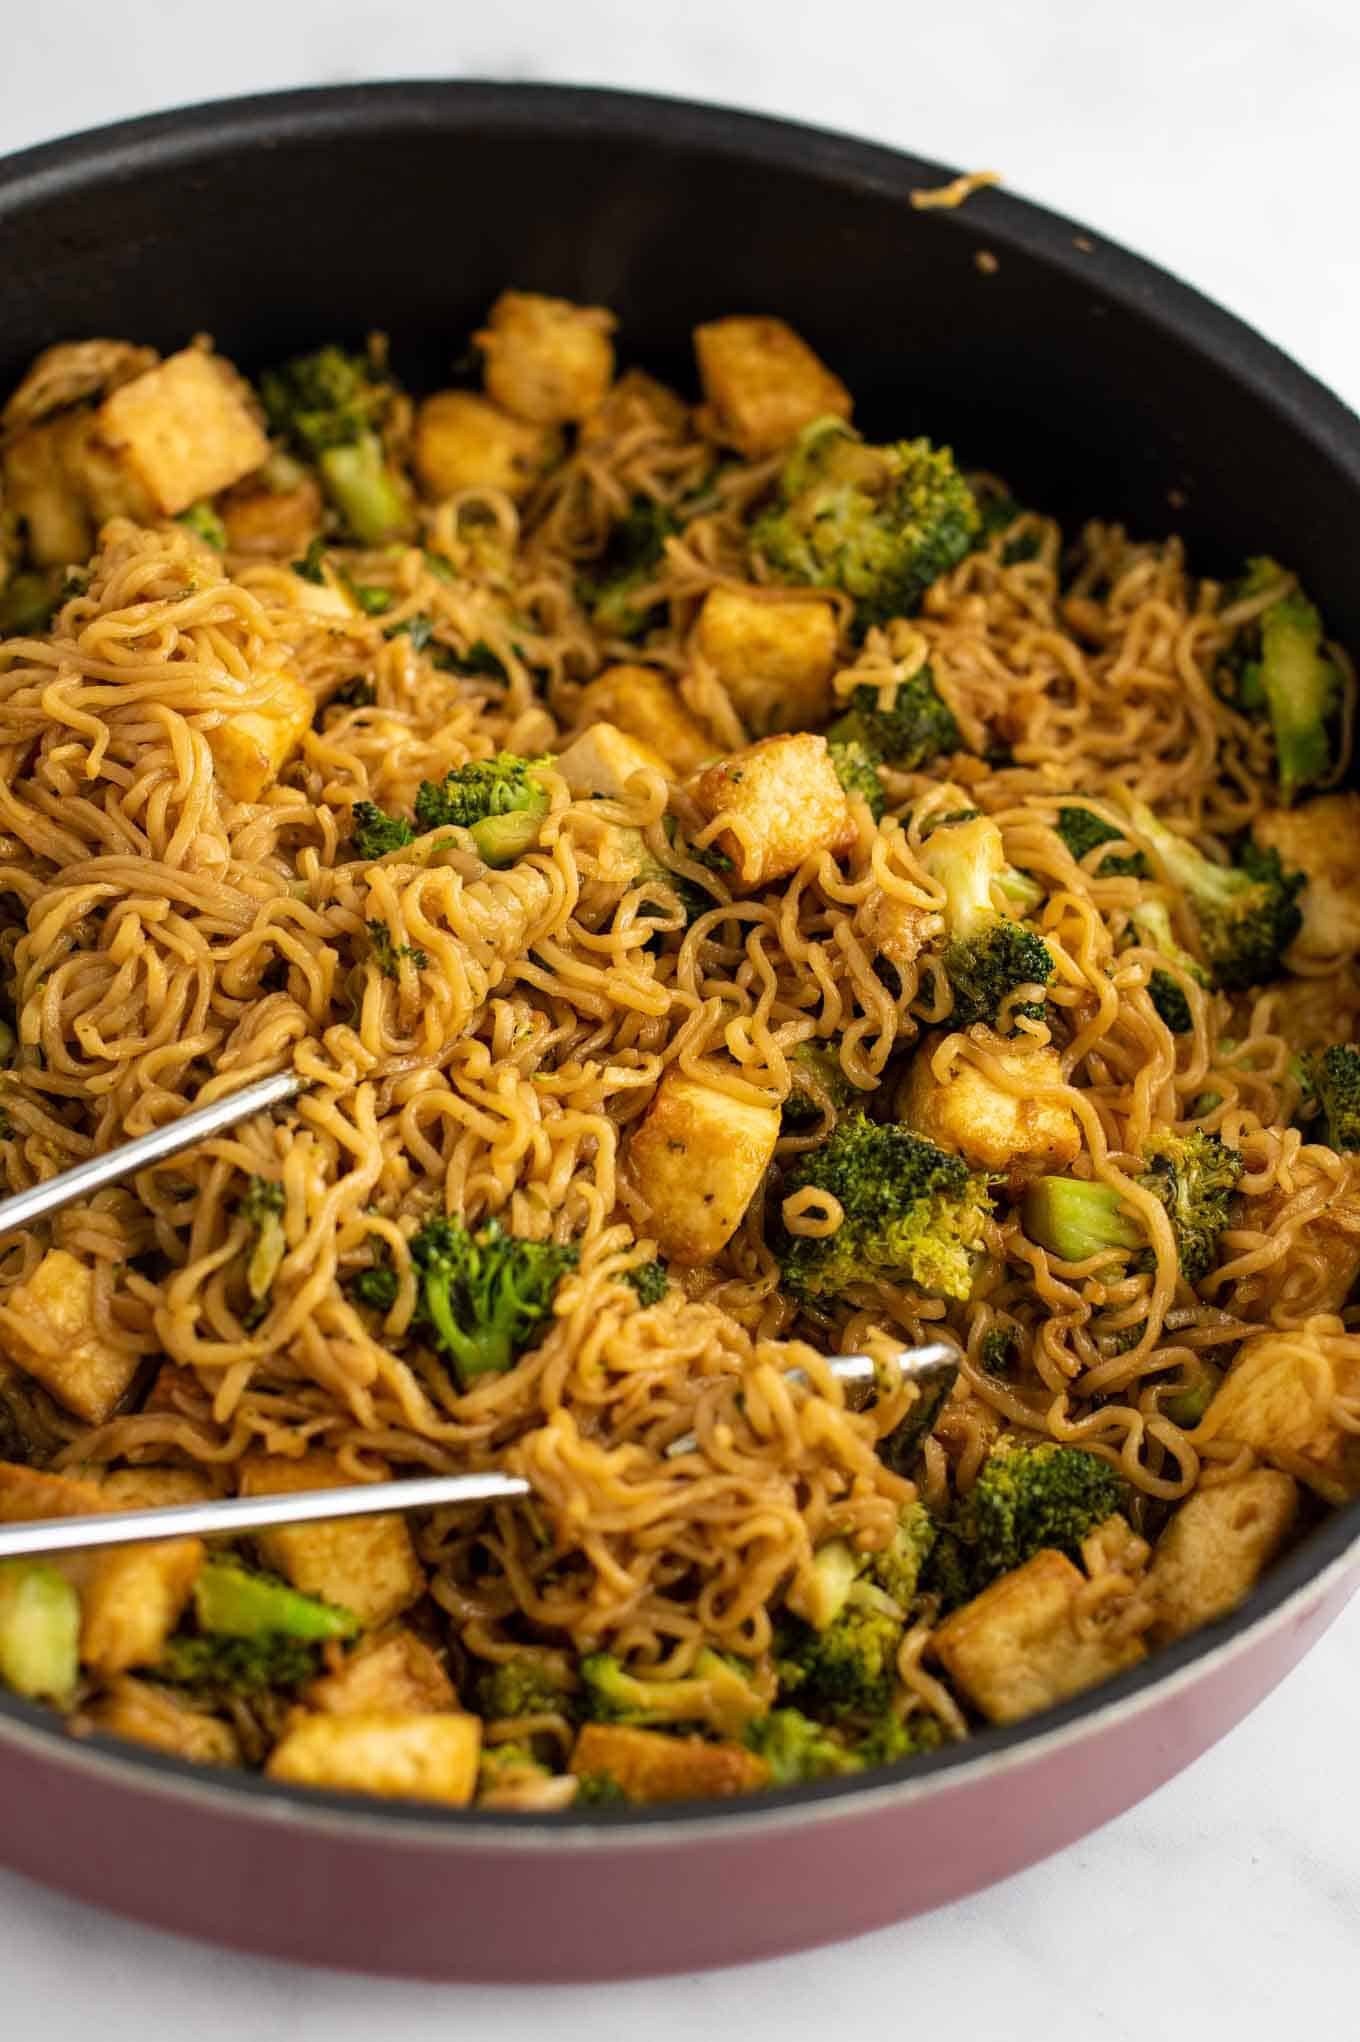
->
[[1, 82, 1359, 1981]]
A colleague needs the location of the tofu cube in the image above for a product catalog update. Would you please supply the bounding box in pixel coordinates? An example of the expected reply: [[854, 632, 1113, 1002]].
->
[[579, 368, 690, 447], [1147, 1471, 1299, 1644], [266, 1710, 481, 1805], [93, 349, 269, 517], [571, 1722, 769, 1803], [900, 1041, 1081, 1184], [413, 390, 559, 502], [628, 1069, 779, 1264], [696, 588, 840, 733], [0, 1459, 101, 1523], [692, 732, 854, 887], [1253, 794, 1360, 961], [1, 1249, 140, 1424], [932, 1548, 1146, 1726], [555, 719, 671, 799], [476, 291, 616, 425], [1, 414, 98, 566], [79, 1466, 215, 1678], [220, 477, 323, 557], [207, 669, 313, 802], [576, 666, 716, 775], [693, 316, 852, 457], [1197, 1330, 1360, 1502], [865, 888, 936, 978], [306, 1629, 456, 1717], [85, 1676, 240, 1766], [239, 1452, 425, 1626]]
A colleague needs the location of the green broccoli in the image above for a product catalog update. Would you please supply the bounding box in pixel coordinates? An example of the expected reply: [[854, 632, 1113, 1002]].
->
[[177, 501, 227, 549], [753, 417, 979, 629], [1161, 1357, 1223, 1429], [191, 1558, 359, 1642], [1226, 559, 1342, 805], [1125, 802, 1303, 991], [924, 1441, 1125, 1610], [1021, 1176, 1145, 1263], [578, 496, 678, 639], [744, 1708, 863, 1782], [1129, 899, 1210, 1035], [775, 1598, 903, 1720], [1056, 804, 1147, 878], [351, 801, 416, 859], [825, 666, 960, 770], [919, 814, 1055, 1029], [413, 753, 552, 867], [260, 344, 412, 544], [579, 1648, 766, 1737], [407, 1214, 578, 1386], [0, 1561, 80, 1701], [622, 1257, 669, 1306], [366, 920, 428, 980], [781, 1040, 857, 1128], [828, 735, 887, 820], [573, 1771, 631, 1806], [866, 1499, 938, 1608], [237, 1176, 287, 1312], [157, 1631, 322, 1695], [980, 1326, 1019, 1376], [1139, 1128, 1243, 1284], [0, 569, 67, 636], [474, 1656, 575, 1721], [1304, 1043, 1360, 1151], [776, 1110, 993, 1303]]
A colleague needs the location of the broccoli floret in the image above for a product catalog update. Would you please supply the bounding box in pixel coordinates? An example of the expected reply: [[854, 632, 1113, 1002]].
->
[[1307, 1044, 1360, 1151], [1126, 802, 1303, 990], [573, 1770, 631, 1806], [177, 501, 227, 549], [1130, 899, 1210, 1035], [351, 801, 416, 859], [826, 667, 960, 770], [1227, 559, 1342, 805], [260, 345, 411, 544], [980, 1326, 1019, 1376], [158, 1556, 355, 1696], [827, 735, 887, 820], [366, 920, 428, 980], [0, 568, 77, 636], [920, 814, 1055, 1029], [777, 1110, 993, 1304], [1056, 805, 1147, 878], [237, 1175, 286, 1313], [776, 1597, 903, 1720], [474, 1655, 574, 1721], [782, 1040, 857, 1128], [414, 753, 552, 866], [866, 1499, 937, 1608], [158, 1631, 321, 1696], [924, 1441, 1125, 1611], [1162, 1357, 1223, 1429], [855, 1709, 944, 1766], [622, 1257, 669, 1306], [578, 496, 678, 639], [579, 1648, 765, 1737], [1139, 1128, 1243, 1284], [753, 417, 979, 630], [1021, 1176, 1145, 1263], [395, 1215, 578, 1387], [744, 1708, 863, 1782]]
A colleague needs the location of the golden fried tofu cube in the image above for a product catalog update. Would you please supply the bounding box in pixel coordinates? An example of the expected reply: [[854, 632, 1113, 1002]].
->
[[933, 1548, 1146, 1726], [99, 1467, 217, 1511], [86, 1676, 240, 1766], [0, 1459, 101, 1523], [900, 1041, 1081, 1184], [2, 1249, 140, 1424], [576, 666, 716, 775], [1148, 1471, 1299, 1644], [555, 718, 671, 798], [571, 1722, 769, 1803], [266, 1710, 481, 1805], [94, 349, 268, 517], [413, 390, 559, 502], [579, 368, 690, 448], [1198, 1330, 1360, 1502], [1, 414, 97, 566], [220, 477, 323, 557], [306, 1629, 456, 1717], [629, 1069, 779, 1264], [239, 1452, 425, 1626], [1253, 793, 1360, 961], [81, 1537, 203, 1677], [207, 669, 313, 803], [696, 588, 840, 733], [692, 732, 854, 887], [694, 316, 851, 458], [477, 291, 616, 425]]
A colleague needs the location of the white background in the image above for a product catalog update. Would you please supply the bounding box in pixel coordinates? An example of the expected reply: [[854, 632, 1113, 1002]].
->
[[2, 4, 1358, 2035]]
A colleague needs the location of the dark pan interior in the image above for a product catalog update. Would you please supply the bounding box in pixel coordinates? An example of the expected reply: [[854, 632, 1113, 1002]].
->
[[0, 80, 1358, 1833]]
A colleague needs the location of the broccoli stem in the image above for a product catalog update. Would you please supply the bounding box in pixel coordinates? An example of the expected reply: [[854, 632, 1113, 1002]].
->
[[1022, 1177, 1144, 1262]]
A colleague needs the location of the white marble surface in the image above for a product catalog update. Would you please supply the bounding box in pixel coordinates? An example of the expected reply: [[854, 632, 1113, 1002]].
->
[[1, 2, 1358, 2032]]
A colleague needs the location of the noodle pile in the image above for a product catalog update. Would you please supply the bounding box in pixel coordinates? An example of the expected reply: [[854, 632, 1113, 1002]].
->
[[0, 300, 1356, 1805]]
